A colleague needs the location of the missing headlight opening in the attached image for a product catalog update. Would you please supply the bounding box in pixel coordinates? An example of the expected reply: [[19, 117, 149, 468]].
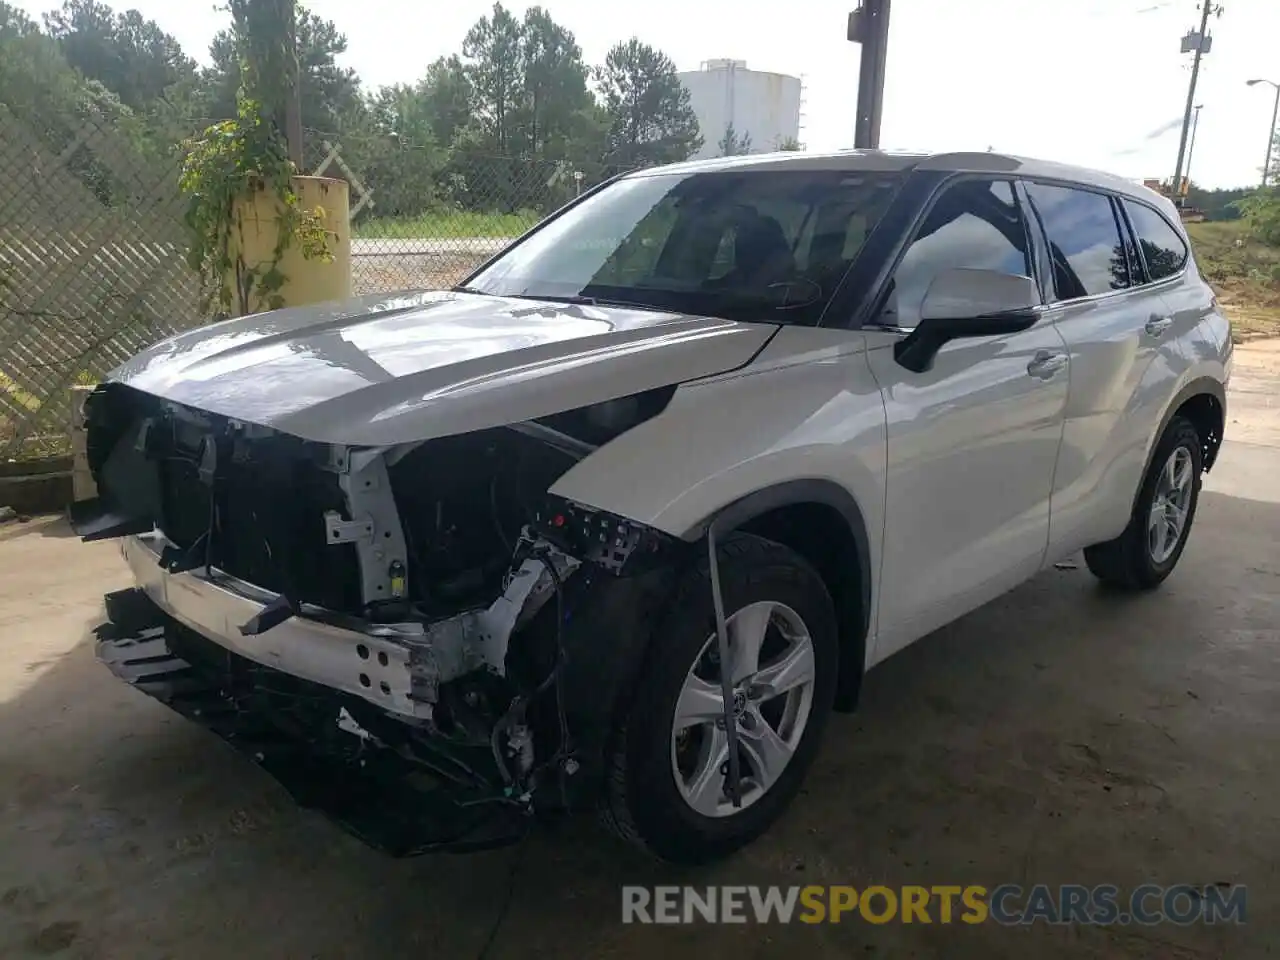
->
[[74, 382, 683, 851]]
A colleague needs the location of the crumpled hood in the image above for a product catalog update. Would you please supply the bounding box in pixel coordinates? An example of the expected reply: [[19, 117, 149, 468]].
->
[[109, 290, 776, 446]]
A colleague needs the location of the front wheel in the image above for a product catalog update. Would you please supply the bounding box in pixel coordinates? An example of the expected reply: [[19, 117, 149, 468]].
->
[[1085, 415, 1203, 590], [600, 533, 838, 863]]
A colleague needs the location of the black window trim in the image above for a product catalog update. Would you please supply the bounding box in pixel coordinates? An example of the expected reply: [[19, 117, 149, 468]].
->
[[1018, 176, 1191, 307], [1112, 195, 1148, 287], [852, 170, 1050, 333], [1117, 196, 1191, 290]]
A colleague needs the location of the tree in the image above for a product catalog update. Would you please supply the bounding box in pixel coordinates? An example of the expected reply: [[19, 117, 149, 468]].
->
[[344, 86, 442, 218], [1186, 184, 1249, 221], [418, 55, 472, 147], [204, 7, 361, 136], [2, 1, 86, 131], [461, 2, 524, 156], [1236, 186, 1280, 247], [225, 0, 301, 164], [43, 0, 196, 113], [596, 38, 702, 168], [717, 122, 751, 157], [1, 1, 131, 137], [515, 6, 592, 159]]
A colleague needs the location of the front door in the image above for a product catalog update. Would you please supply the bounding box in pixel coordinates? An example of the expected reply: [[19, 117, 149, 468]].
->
[[863, 178, 1070, 662]]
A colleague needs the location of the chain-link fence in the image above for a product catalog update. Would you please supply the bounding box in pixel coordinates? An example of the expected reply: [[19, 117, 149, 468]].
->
[[0, 104, 200, 460], [0, 109, 641, 461], [302, 131, 635, 297]]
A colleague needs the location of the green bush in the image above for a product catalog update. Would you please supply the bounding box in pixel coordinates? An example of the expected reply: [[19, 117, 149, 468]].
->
[[1235, 187, 1280, 248]]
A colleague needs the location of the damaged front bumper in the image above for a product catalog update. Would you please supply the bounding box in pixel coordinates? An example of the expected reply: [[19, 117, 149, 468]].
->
[[118, 532, 436, 720], [92, 521, 680, 856], [113, 531, 577, 724], [75, 382, 689, 855], [94, 584, 534, 855]]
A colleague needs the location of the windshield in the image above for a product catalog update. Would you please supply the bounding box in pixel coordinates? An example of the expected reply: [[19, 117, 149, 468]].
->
[[461, 168, 905, 325]]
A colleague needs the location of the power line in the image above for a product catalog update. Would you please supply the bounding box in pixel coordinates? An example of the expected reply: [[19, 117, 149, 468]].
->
[[1078, 0, 1176, 20]]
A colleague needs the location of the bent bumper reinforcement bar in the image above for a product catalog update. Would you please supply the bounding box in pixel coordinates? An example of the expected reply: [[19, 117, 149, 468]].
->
[[94, 585, 530, 855], [120, 534, 433, 720]]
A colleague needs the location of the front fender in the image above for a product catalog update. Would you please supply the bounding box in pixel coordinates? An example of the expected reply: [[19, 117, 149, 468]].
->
[[550, 330, 887, 549], [550, 327, 889, 689]]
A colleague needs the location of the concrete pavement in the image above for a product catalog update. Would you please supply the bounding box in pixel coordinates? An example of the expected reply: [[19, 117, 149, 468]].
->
[[0, 343, 1276, 959]]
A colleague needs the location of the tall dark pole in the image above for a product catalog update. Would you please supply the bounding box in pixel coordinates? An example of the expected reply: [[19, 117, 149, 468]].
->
[[1267, 85, 1280, 186], [282, 0, 304, 169], [848, 0, 891, 149], [1172, 1, 1217, 201], [1184, 104, 1203, 190], [232, 0, 304, 167]]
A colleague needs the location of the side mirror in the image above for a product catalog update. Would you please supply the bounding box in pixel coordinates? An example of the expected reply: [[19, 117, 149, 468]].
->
[[895, 268, 1041, 373]]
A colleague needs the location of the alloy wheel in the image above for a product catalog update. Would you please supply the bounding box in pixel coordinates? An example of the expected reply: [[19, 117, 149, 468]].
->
[[670, 601, 816, 818], [1148, 445, 1195, 564]]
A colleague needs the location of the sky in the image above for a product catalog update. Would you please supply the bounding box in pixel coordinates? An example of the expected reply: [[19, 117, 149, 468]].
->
[[17, 0, 1280, 189]]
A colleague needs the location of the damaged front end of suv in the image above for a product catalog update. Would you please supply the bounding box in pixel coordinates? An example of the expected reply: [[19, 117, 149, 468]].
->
[[70, 289, 772, 855]]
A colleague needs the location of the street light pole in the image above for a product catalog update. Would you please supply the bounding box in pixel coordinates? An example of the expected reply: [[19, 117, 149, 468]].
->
[[1247, 78, 1280, 187]]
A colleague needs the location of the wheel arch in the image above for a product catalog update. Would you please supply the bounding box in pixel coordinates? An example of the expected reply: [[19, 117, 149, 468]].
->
[[1172, 385, 1226, 471], [682, 480, 872, 713], [1140, 377, 1226, 502]]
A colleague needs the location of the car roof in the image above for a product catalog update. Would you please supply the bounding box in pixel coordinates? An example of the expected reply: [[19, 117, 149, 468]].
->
[[627, 149, 1173, 211]]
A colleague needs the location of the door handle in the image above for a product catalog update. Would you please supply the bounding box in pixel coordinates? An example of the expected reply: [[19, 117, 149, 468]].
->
[[1145, 316, 1174, 337], [1026, 351, 1068, 380]]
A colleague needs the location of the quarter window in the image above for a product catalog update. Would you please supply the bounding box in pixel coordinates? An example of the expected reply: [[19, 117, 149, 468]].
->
[[1124, 201, 1189, 282], [1024, 183, 1128, 300], [881, 179, 1033, 329]]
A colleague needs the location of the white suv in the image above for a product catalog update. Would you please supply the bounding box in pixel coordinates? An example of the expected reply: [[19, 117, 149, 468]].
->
[[76, 150, 1230, 863]]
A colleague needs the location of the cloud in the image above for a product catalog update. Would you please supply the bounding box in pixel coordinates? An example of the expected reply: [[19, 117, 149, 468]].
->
[[1111, 117, 1186, 156]]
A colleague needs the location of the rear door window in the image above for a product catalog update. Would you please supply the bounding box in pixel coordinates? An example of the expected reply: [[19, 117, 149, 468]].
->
[[1024, 183, 1128, 300], [1123, 201, 1190, 282]]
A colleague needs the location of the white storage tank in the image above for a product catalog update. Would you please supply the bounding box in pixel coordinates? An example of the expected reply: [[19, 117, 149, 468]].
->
[[678, 59, 803, 160]]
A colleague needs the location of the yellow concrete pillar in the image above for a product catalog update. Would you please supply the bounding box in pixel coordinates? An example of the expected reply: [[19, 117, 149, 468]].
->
[[227, 175, 351, 315]]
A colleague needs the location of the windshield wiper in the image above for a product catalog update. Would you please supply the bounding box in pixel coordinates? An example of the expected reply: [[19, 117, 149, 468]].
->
[[485, 292, 669, 313]]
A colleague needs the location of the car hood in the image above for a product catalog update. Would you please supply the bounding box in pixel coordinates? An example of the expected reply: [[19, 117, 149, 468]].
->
[[109, 290, 776, 446]]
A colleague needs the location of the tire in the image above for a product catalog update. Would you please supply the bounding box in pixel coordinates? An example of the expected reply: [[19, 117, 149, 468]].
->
[[1084, 415, 1203, 590], [600, 532, 838, 863]]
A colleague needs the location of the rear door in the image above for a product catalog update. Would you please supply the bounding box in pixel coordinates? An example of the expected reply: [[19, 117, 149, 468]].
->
[[1121, 198, 1203, 347], [1023, 183, 1187, 557], [864, 178, 1070, 661]]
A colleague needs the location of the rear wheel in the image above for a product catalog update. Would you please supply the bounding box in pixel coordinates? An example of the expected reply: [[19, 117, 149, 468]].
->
[[601, 533, 838, 863], [1085, 416, 1203, 590]]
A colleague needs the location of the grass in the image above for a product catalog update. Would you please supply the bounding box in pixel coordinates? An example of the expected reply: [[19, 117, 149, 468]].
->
[[0, 372, 40, 412], [353, 209, 540, 240], [1187, 220, 1280, 342]]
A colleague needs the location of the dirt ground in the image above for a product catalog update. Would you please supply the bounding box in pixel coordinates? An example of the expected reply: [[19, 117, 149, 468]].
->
[[1, 343, 1277, 960], [351, 252, 483, 297]]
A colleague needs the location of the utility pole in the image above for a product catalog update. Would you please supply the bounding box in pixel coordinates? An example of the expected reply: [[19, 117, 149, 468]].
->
[[847, 0, 892, 149], [1184, 104, 1203, 190], [282, 0, 304, 169], [1266, 87, 1279, 186], [1171, 1, 1221, 203], [232, 0, 304, 167]]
